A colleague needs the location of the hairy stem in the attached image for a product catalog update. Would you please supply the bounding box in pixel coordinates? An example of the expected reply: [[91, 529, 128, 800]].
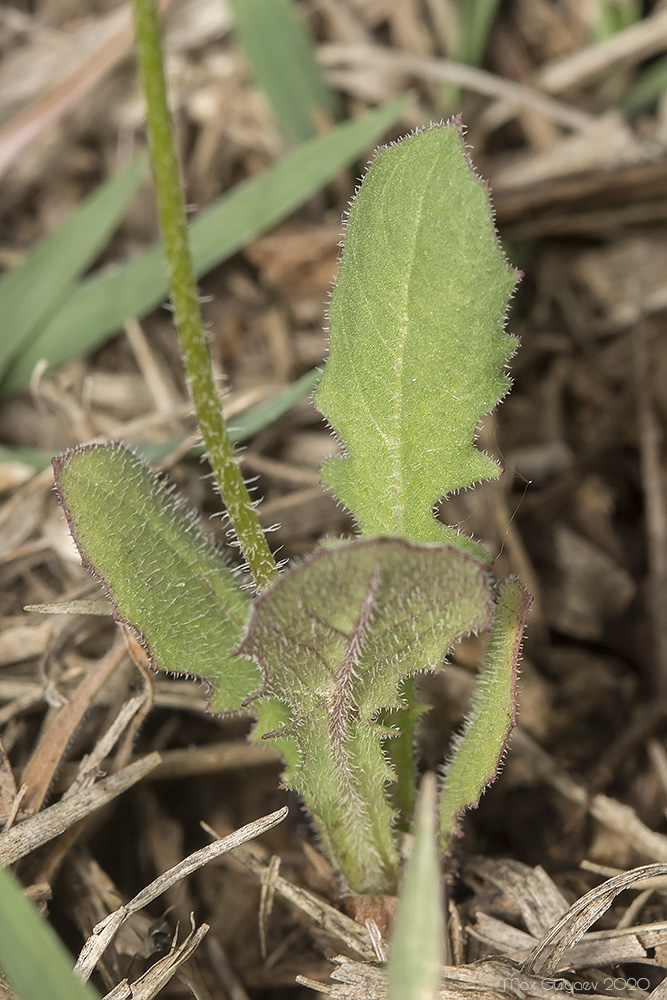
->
[[131, 0, 278, 591], [291, 713, 400, 894]]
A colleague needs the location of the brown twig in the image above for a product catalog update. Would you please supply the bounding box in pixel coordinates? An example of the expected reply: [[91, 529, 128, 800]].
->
[[633, 324, 667, 695]]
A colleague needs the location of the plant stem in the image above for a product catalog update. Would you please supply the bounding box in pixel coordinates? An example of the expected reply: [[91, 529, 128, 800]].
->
[[297, 713, 400, 893], [131, 0, 278, 591]]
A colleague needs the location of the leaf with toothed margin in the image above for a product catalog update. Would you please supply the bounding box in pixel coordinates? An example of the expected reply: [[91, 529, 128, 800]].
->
[[53, 442, 259, 713], [238, 536, 494, 894], [439, 576, 532, 845], [315, 122, 520, 559]]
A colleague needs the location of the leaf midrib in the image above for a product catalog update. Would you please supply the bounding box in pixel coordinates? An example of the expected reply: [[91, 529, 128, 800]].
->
[[391, 153, 438, 535]]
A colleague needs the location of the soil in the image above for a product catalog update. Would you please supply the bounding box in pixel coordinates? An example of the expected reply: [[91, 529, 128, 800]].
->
[[2, 1, 667, 998]]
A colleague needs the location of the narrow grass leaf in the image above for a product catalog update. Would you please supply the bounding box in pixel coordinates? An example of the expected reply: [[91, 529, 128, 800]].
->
[[225, 368, 319, 443], [1, 98, 408, 393], [387, 772, 443, 1000], [0, 866, 99, 1000], [239, 537, 494, 893], [454, 0, 502, 68], [140, 368, 320, 461], [595, 0, 642, 40], [439, 577, 531, 844], [229, 0, 337, 144], [0, 369, 318, 471], [620, 56, 667, 116], [316, 123, 519, 558], [0, 156, 146, 383], [53, 443, 258, 713], [0, 443, 55, 470]]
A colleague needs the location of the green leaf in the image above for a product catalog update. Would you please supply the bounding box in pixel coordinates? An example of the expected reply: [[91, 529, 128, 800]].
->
[[140, 368, 320, 463], [229, 0, 338, 144], [387, 773, 443, 1000], [316, 123, 519, 558], [595, 0, 641, 40], [0, 866, 99, 1000], [1, 98, 408, 394], [454, 0, 501, 68], [252, 696, 301, 779], [380, 679, 426, 824], [439, 577, 531, 844], [441, 2, 501, 108], [0, 369, 318, 471], [0, 156, 146, 384], [53, 443, 257, 713], [0, 443, 56, 471], [239, 536, 494, 893], [226, 368, 320, 442], [619, 55, 667, 116]]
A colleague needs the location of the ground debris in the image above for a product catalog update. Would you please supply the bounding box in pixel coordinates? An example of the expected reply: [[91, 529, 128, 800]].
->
[[3, 0, 667, 995]]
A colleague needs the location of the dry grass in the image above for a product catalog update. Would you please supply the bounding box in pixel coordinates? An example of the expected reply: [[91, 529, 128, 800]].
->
[[2, 0, 667, 996]]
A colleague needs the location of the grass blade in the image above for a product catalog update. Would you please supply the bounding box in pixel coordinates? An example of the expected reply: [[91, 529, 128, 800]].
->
[[0, 156, 146, 383], [387, 772, 443, 1000], [229, 0, 338, 144], [455, 0, 502, 69], [0, 443, 55, 470], [1, 97, 408, 394], [0, 866, 99, 1000], [442, 1, 501, 107], [0, 369, 318, 471], [141, 367, 320, 462], [620, 56, 667, 116]]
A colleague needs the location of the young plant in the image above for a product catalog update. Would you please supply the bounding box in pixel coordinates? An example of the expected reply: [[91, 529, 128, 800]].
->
[[53, 123, 530, 895], [51, 0, 530, 901]]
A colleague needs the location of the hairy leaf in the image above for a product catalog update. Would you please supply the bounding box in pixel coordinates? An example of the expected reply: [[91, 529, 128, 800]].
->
[[316, 123, 519, 557], [239, 536, 494, 893], [252, 696, 301, 779], [53, 443, 257, 712], [387, 773, 443, 1000], [439, 577, 531, 843]]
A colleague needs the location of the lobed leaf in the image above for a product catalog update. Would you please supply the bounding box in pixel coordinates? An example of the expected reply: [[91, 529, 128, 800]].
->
[[53, 443, 257, 713], [387, 773, 444, 1000], [316, 123, 519, 558], [439, 576, 532, 844], [239, 536, 494, 893]]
